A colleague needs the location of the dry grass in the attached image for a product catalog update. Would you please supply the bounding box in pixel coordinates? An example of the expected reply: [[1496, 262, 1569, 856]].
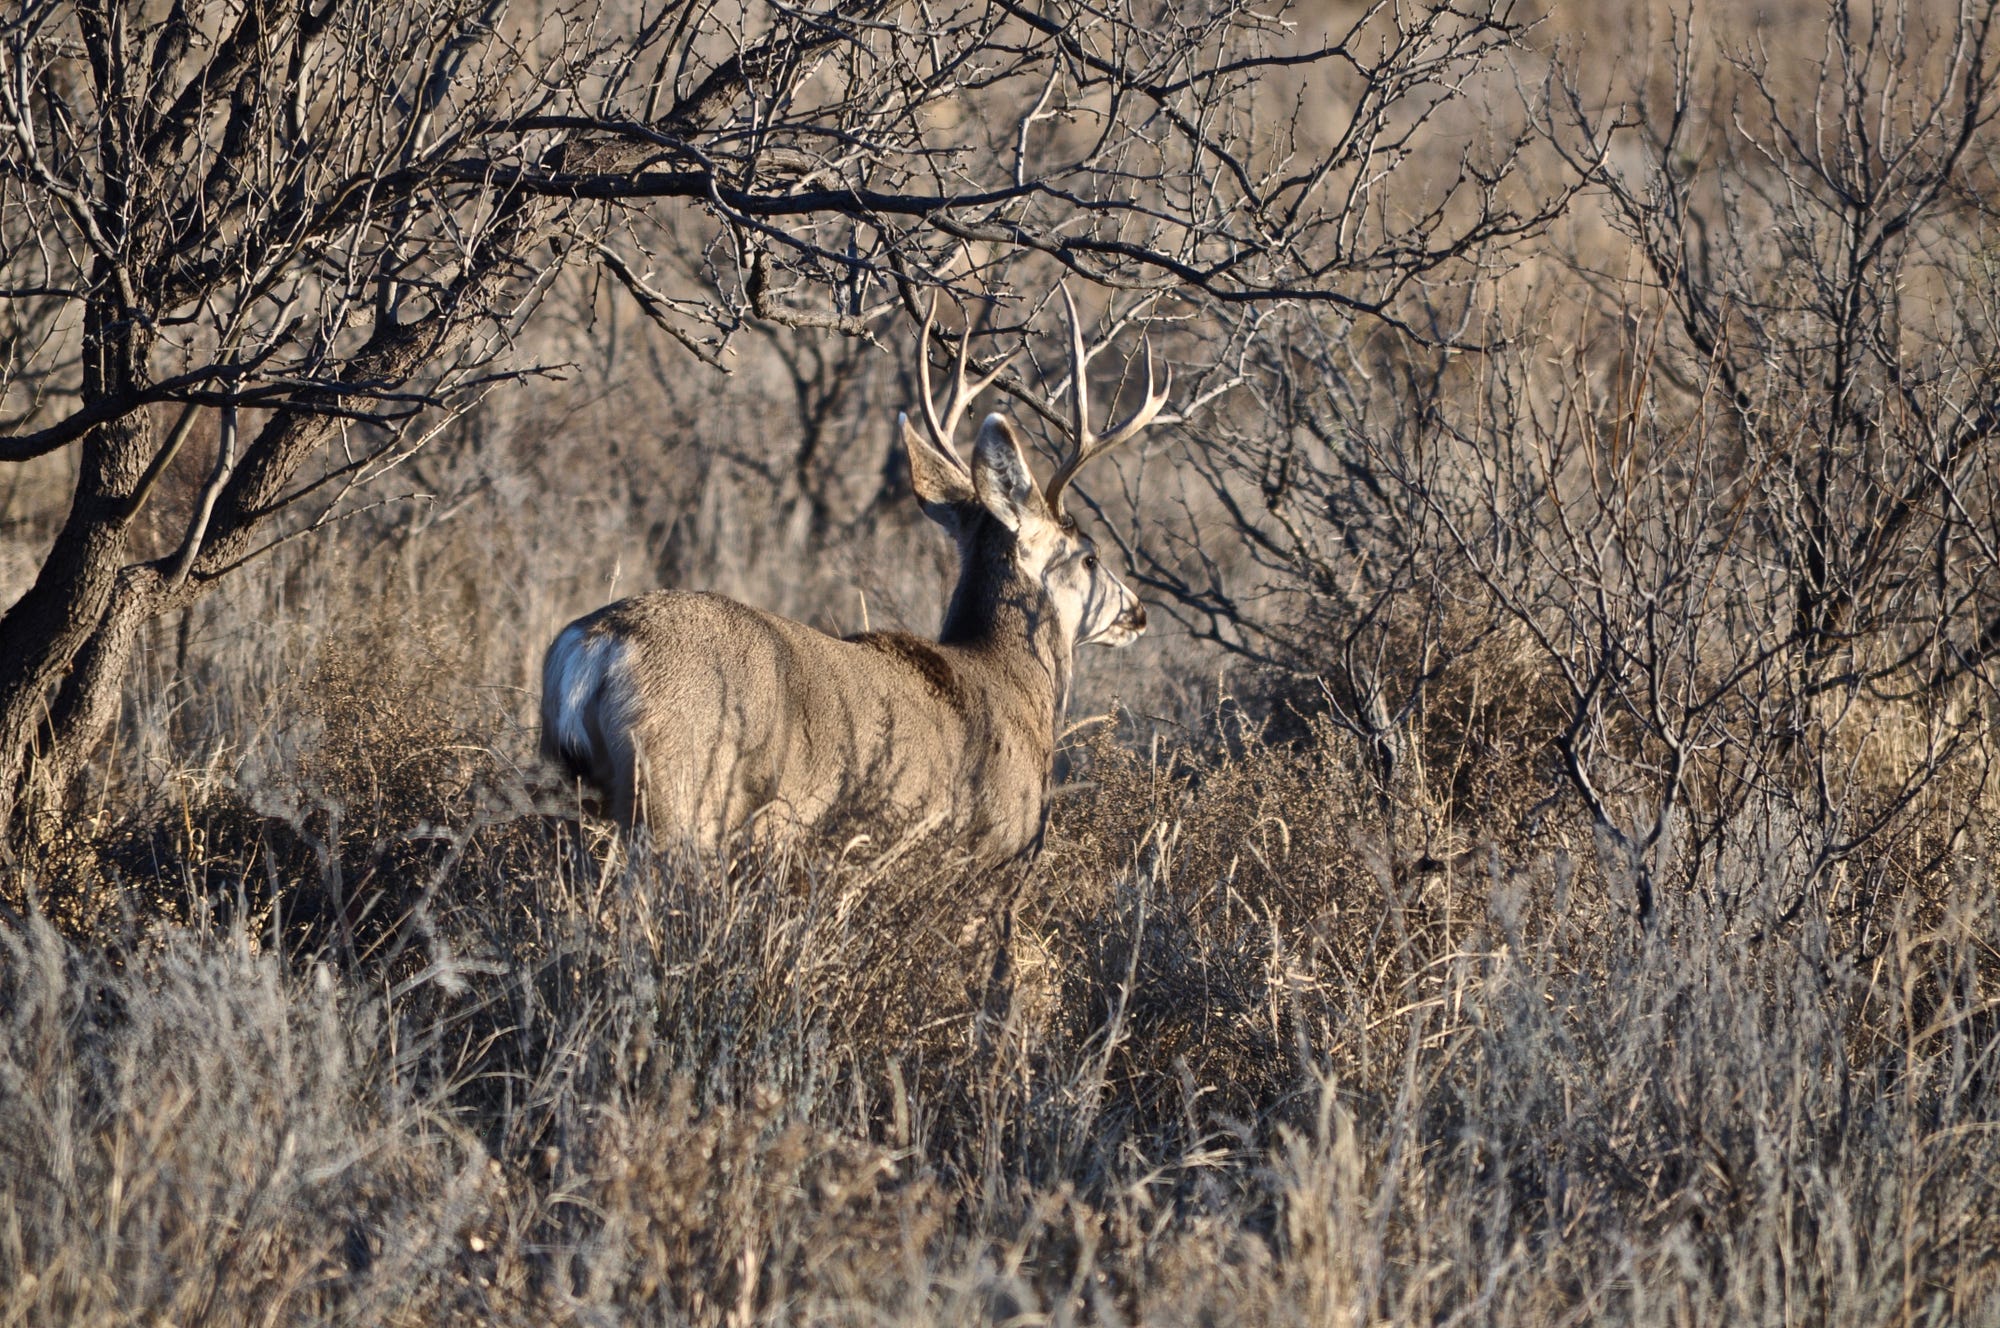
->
[[3, 630, 1998, 1325]]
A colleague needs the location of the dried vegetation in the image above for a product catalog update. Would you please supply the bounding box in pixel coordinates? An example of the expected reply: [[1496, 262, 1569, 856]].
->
[[6, 0, 2000, 1323], [3, 633, 1998, 1324]]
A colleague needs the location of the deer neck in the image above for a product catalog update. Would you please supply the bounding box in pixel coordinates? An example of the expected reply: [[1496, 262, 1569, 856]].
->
[[938, 519, 1074, 738]]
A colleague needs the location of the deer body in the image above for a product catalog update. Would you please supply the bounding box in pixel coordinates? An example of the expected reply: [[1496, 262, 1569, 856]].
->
[[542, 586, 1062, 859], [541, 289, 1165, 862]]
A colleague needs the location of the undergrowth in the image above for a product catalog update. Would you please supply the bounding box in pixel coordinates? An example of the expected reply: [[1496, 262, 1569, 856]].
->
[[3, 659, 1997, 1326]]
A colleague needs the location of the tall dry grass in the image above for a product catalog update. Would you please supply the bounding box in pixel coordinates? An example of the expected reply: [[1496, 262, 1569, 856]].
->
[[3, 629, 1996, 1324]]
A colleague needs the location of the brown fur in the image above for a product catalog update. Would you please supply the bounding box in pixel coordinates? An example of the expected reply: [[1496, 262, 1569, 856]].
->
[[848, 632, 969, 710], [542, 584, 1072, 863]]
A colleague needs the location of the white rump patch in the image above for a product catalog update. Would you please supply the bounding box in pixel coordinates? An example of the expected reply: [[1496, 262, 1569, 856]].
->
[[541, 624, 625, 770]]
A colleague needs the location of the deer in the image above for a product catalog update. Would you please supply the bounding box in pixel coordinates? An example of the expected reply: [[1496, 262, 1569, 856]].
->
[[539, 286, 1169, 865]]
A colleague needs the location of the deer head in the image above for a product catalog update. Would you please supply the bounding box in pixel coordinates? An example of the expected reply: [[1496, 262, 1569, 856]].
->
[[897, 285, 1169, 651]]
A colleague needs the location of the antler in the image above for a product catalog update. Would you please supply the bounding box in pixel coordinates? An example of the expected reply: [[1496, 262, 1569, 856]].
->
[[1043, 283, 1173, 518], [901, 292, 1012, 479]]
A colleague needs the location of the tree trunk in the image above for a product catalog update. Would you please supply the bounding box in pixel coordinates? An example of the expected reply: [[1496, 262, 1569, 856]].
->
[[23, 567, 171, 835], [0, 298, 155, 842]]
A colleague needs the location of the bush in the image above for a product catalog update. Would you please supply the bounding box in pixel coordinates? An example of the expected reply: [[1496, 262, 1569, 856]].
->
[[5, 689, 1997, 1324]]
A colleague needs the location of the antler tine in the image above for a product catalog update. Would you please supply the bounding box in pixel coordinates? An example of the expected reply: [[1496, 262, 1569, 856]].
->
[[1091, 337, 1171, 452], [1062, 281, 1092, 453], [914, 293, 957, 468], [915, 291, 1008, 466], [939, 321, 980, 445], [1045, 284, 1173, 516]]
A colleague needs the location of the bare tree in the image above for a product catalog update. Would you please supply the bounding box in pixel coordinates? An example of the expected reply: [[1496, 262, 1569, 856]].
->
[[1514, 0, 2000, 927], [1134, 0, 2000, 933], [0, 0, 1559, 842]]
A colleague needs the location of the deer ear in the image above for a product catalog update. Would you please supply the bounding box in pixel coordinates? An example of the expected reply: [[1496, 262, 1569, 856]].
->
[[971, 414, 1047, 532], [900, 412, 976, 531]]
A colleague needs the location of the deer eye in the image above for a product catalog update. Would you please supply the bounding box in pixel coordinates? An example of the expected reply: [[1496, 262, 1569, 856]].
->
[[1084, 553, 1099, 571]]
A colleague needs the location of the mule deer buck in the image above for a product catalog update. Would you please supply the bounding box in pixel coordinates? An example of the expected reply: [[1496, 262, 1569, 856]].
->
[[540, 287, 1168, 863]]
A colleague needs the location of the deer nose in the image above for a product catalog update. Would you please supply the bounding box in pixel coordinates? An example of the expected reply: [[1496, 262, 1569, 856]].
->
[[1130, 603, 1147, 631]]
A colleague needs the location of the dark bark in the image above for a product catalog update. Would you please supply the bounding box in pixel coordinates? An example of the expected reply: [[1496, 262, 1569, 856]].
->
[[0, 288, 155, 838]]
